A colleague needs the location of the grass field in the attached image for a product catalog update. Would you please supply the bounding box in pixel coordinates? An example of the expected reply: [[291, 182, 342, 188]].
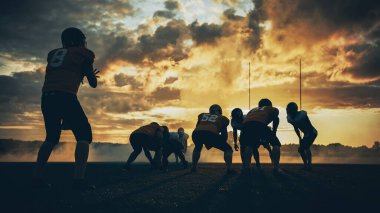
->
[[0, 163, 379, 212]]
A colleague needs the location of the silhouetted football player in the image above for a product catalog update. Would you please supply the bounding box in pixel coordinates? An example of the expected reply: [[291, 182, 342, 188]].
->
[[33, 27, 99, 190], [161, 128, 189, 172], [191, 104, 236, 174], [174, 127, 189, 164], [231, 108, 272, 170], [240, 99, 283, 175], [123, 122, 166, 170], [287, 102, 318, 171]]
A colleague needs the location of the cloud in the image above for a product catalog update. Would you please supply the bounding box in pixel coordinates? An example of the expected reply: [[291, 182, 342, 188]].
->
[[114, 73, 143, 89], [150, 87, 180, 102]]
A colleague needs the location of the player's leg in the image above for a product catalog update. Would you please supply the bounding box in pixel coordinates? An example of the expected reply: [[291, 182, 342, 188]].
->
[[191, 132, 203, 172], [175, 153, 179, 164], [34, 92, 62, 186], [143, 147, 154, 164], [153, 148, 163, 169], [70, 97, 93, 181], [298, 145, 308, 168], [124, 135, 143, 170], [304, 131, 317, 170], [173, 148, 188, 169], [252, 146, 261, 169], [161, 149, 171, 171]]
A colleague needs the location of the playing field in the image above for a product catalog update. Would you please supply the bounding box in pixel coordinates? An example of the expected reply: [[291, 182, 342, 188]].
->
[[0, 163, 379, 212]]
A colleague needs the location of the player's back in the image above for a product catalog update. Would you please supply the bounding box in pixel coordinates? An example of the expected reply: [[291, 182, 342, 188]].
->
[[42, 47, 95, 95], [287, 110, 315, 133], [194, 113, 229, 135], [244, 106, 279, 125], [133, 123, 162, 138]]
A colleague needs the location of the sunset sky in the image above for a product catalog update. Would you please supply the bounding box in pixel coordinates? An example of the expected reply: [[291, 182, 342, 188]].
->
[[0, 0, 380, 147]]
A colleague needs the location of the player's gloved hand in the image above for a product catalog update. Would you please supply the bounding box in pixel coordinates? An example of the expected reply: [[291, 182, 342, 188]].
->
[[234, 143, 239, 151], [93, 68, 100, 78]]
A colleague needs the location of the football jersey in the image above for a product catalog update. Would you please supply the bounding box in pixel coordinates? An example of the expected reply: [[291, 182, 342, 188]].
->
[[42, 47, 95, 95], [231, 115, 246, 130], [244, 106, 279, 125], [194, 113, 230, 135], [133, 123, 163, 139], [287, 110, 316, 134]]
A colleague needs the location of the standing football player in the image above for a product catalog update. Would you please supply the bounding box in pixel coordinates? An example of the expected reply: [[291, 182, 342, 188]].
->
[[286, 102, 318, 171], [161, 128, 189, 172], [240, 99, 283, 174], [123, 122, 166, 170], [191, 104, 236, 174], [174, 127, 189, 164], [33, 27, 99, 190]]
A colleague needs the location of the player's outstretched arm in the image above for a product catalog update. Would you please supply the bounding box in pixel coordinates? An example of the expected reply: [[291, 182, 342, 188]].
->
[[84, 61, 99, 88]]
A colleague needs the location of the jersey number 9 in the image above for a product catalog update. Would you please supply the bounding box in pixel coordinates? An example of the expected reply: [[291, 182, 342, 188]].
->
[[50, 49, 68, 68]]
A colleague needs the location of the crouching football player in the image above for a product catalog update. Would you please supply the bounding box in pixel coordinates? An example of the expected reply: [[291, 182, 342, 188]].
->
[[191, 104, 236, 174], [286, 102, 318, 171], [161, 128, 189, 172], [33, 27, 99, 190], [240, 99, 283, 174], [123, 122, 166, 170], [174, 127, 189, 164]]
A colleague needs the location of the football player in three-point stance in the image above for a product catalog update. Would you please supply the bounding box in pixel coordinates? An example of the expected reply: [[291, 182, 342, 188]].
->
[[161, 128, 189, 172], [240, 99, 283, 175], [124, 122, 167, 170], [33, 27, 99, 190], [191, 104, 236, 174], [286, 102, 318, 171], [174, 127, 189, 164]]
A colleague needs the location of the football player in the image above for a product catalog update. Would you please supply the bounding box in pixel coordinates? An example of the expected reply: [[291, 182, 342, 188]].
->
[[174, 127, 189, 164], [33, 27, 99, 190], [240, 99, 283, 174], [286, 102, 318, 171], [123, 122, 166, 170], [231, 108, 272, 170], [191, 104, 236, 174], [161, 128, 189, 171]]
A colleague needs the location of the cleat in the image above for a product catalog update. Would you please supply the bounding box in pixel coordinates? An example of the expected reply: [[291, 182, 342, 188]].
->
[[32, 178, 52, 189], [72, 179, 96, 191]]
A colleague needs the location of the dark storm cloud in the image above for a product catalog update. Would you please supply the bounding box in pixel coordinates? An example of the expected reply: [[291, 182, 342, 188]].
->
[[153, 10, 176, 19], [223, 8, 244, 21], [258, 0, 380, 80], [344, 41, 380, 79], [0, 0, 135, 62], [0, 71, 43, 125], [165, 0, 180, 11], [153, 0, 179, 19], [189, 21, 223, 44], [114, 73, 143, 89]]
